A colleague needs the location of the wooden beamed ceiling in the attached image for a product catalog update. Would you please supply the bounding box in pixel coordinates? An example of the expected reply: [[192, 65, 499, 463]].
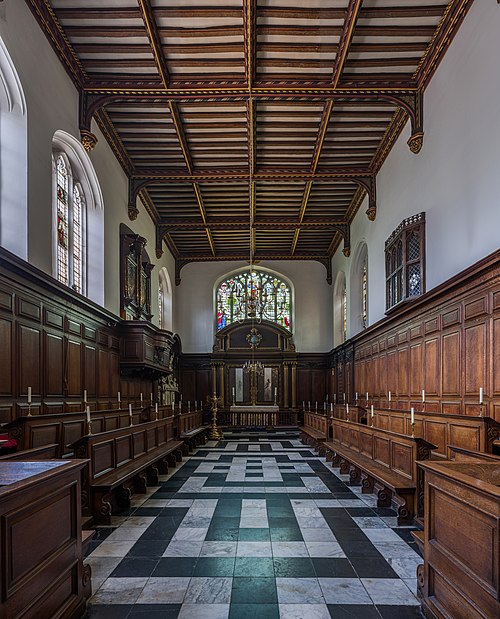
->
[[28, 0, 473, 281]]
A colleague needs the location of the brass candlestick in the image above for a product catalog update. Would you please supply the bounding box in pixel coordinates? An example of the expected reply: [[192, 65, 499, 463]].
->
[[27, 403, 32, 417], [87, 419, 93, 436], [411, 421, 415, 437], [207, 393, 223, 440]]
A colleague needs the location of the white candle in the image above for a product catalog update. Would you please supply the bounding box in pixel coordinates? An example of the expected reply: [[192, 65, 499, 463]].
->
[[388, 391, 391, 402], [326, 394, 329, 402], [411, 407, 415, 424], [302, 401, 305, 410], [274, 387, 277, 396], [355, 392, 358, 400], [343, 392, 346, 402], [422, 389, 425, 403], [479, 387, 483, 404], [366, 392, 369, 401], [83, 389, 87, 403], [86, 406, 91, 424], [155, 402, 158, 415], [27, 386, 32, 404], [371, 404, 374, 418], [150, 392, 153, 403], [140, 393, 143, 403], [324, 402, 326, 411], [331, 403, 333, 413], [232, 387, 235, 396], [171, 402, 175, 411], [346, 403, 349, 416], [179, 401, 182, 410], [129, 404, 132, 417], [118, 391, 121, 403]]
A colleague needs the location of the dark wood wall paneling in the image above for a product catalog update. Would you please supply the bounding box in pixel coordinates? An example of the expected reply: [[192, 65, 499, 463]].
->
[[0, 249, 156, 424], [337, 249, 500, 421]]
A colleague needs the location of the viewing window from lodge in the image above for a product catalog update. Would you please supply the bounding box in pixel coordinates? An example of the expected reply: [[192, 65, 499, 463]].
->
[[216, 269, 291, 331], [385, 213, 425, 311]]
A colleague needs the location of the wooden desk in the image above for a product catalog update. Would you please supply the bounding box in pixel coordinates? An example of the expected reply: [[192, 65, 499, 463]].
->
[[0, 460, 90, 619], [417, 460, 500, 619]]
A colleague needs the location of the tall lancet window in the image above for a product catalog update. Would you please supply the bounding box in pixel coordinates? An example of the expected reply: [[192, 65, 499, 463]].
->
[[54, 154, 86, 294], [362, 263, 368, 329], [56, 156, 69, 286], [342, 287, 347, 342]]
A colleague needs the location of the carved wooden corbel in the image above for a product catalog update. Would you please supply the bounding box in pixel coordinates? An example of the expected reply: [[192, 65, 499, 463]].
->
[[378, 90, 424, 154]]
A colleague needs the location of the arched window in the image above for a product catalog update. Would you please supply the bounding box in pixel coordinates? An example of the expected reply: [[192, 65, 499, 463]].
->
[[333, 271, 347, 347], [54, 155, 85, 293], [52, 131, 104, 303], [0, 37, 27, 259], [158, 267, 173, 331], [350, 241, 368, 335], [216, 269, 292, 331]]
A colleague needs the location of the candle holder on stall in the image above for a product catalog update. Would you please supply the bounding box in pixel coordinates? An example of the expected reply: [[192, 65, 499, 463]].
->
[[87, 419, 93, 436], [207, 393, 223, 440], [27, 402, 32, 417], [411, 421, 415, 437]]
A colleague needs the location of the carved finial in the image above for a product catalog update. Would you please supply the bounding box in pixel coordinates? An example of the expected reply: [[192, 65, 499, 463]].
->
[[80, 130, 98, 152], [342, 247, 351, 258], [407, 131, 424, 154], [128, 206, 139, 221], [366, 206, 377, 221]]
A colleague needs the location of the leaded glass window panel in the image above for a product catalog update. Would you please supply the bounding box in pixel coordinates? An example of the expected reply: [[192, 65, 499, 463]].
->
[[216, 270, 291, 331], [72, 184, 83, 294], [56, 156, 69, 286], [385, 213, 425, 311]]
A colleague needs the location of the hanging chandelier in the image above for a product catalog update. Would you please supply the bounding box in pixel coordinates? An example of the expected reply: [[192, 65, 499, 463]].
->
[[243, 359, 264, 375]]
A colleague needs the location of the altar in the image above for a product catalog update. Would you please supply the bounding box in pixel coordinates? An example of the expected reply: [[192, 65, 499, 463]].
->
[[228, 404, 293, 427]]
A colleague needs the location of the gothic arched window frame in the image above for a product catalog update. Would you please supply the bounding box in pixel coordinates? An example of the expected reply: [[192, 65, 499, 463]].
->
[[215, 268, 292, 332], [53, 152, 87, 295]]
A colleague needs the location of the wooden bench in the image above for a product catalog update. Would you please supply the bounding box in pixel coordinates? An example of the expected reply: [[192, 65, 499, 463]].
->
[[0, 443, 59, 460], [69, 416, 184, 524], [300, 411, 328, 451], [365, 409, 500, 458], [324, 418, 436, 524], [3, 407, 150, 458]]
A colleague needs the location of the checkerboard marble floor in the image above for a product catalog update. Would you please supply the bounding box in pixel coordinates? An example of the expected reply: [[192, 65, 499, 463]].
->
[[84, 431, 424, 619]]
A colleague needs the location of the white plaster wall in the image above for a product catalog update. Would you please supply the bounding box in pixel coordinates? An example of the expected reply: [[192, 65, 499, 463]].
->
[[0, 1, 177, 327], [175, 260, 332, 353], [333, 0, 500, 336]]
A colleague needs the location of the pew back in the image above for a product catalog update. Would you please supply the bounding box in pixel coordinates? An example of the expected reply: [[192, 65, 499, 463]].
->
[[303, 411, 328, 439], [69, 416, 175, 481], [331, 418, 435, 484], [371, 409, 500, 457]]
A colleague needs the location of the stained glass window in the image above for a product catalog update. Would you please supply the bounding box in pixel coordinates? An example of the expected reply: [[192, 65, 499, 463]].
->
[[55, 155, 87, 295], [72, 184, 83, 294], [385, 213, 425, 311], [216, 270, 291, 331], [56, 156, 69, 286], [362, 263, 367, 329], [342, 287, 347, 342]]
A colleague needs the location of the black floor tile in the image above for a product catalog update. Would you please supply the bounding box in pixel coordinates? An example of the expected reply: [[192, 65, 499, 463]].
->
[[128, 604, 181, 618], [238, 528, 270, 541], [229, 604, 279, 619], [152, 557, 198, 577], [126, 540, 169, 558], [131, 507, 163, 517], [205, 526, 239, 541], [85, 605, 133, 618], [193, 557, 235, 577], [377, 605, 424, 618], [110, 558, 158, 578], [269, 527, 303, 541], [332, 528, 370, 543], [311, 558, 357, 578], [327, 604, 381, 618], [349, 556, 399, 578], [234, 557, 274, 577], [338, 541, 384, 558], [231, 577, 277, 604]]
